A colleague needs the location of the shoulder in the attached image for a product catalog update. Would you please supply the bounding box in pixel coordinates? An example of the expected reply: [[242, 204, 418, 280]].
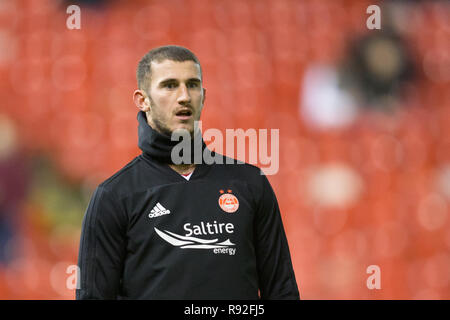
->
[[97, 156, 144, 197]]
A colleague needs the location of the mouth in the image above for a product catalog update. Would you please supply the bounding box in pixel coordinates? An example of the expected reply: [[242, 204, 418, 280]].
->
[[175, 108, 193, 120]]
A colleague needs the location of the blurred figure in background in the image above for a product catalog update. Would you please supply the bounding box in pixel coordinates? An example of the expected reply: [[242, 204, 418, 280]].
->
[[300, 2, 417, 131], [339, 26, 416, 112], [0, 115, 29, 266], [341, 1, 419, 112]]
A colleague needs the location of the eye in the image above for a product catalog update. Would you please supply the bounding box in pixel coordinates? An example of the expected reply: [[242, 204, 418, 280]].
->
[[165, 82, 177, 89], [187, 82, 200, 88]]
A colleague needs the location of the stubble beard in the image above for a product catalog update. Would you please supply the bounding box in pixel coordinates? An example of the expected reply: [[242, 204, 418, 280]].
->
[[146, 94, 198, 139], [149, 112, 174, 137], [145, 94, 175, 137]]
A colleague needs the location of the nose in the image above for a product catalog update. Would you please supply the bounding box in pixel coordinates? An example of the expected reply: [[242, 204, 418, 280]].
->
[[177, 84, 191, 105]]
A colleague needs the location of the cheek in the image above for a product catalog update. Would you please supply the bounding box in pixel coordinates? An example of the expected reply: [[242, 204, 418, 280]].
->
[[150, 96, 172, 116], [196, 104, 204, 117], [158, 94, 172, 105], [193, 93, 204, 109], [152, 107, 171, 124]]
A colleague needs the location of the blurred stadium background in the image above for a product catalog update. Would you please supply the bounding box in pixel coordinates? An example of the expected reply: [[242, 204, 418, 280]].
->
[[0, 0, 449, 299]]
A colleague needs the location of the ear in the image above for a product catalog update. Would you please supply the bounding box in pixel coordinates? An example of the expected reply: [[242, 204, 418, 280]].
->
[[133, 90, 150, 112]]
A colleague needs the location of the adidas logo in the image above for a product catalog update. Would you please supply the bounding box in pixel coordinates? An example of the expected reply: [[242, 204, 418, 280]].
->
[[148, 202, 171, 219]]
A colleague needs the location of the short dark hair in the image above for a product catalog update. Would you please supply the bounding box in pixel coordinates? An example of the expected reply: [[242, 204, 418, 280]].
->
[[136, 45, 202, 91]]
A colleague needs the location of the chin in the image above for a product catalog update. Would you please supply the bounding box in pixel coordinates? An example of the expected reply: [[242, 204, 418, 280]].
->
[[172, 125, 194, 136]]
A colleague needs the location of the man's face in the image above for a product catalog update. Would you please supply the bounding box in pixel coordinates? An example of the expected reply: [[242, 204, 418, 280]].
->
[[144, 60, 205, 136]]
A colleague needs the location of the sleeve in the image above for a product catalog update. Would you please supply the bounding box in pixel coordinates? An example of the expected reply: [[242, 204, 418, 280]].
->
[[76, 186, 128, 299], [254, 174, 300, 300]]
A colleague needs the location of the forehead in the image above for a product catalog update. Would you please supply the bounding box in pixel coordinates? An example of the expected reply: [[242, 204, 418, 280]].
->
[[150, 60, 202, 83]]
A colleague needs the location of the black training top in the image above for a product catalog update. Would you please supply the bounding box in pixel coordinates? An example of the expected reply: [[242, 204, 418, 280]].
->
[[76, 112, 300, 300]]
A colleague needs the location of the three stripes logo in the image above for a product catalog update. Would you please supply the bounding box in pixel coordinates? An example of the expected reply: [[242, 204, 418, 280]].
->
[[148, 202, 171, 219]]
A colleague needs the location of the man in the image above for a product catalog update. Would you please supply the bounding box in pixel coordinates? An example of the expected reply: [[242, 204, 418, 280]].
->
[[76, 45, 299, 300]]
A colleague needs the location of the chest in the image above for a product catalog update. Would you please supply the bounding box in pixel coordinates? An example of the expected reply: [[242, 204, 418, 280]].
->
[[123, 179, 257, 255]]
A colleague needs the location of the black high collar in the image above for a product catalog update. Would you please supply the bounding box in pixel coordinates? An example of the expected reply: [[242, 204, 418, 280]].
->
[[137, 111, 207, 164]]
